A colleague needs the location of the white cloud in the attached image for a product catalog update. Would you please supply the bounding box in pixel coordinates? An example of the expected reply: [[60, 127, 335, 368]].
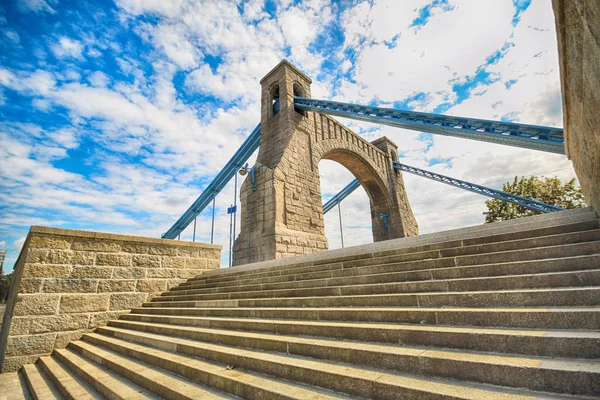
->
[[17, 0, 56, 14], [51, 37, 84, 60], [88, 71, 110, 88]]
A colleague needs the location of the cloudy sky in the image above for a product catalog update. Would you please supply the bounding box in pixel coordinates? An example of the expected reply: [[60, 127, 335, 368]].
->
[[0, 0, 576, 272]]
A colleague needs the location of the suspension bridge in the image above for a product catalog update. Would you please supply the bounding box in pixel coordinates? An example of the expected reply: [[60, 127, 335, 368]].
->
[[162, 62, 565, 268]]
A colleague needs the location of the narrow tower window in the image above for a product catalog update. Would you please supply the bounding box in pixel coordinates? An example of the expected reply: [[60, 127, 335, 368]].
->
[[293, 83, 306, 116], [271, 85, 280, 116]]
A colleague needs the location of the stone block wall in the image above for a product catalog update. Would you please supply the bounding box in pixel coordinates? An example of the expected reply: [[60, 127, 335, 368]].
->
[[552, 0, 600, 214], [0, 226, 221, 372]]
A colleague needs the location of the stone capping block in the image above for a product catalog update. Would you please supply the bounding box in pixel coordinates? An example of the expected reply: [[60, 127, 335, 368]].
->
[[0, 225, 221, 372]]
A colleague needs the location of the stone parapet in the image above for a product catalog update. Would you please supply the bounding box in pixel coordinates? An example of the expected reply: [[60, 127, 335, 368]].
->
[[0, 226, 221, 372]]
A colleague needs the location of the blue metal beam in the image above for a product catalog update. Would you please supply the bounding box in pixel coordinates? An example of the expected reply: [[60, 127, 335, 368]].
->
[[393, 162, 564, 213], [162, 124, 262, 239], [294, 97, 565, 154], [323, 164, 563, 215], [322, 179, 361, 214]]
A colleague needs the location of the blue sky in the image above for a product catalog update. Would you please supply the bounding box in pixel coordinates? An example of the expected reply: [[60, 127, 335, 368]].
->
[[0, 0, 576, 271]]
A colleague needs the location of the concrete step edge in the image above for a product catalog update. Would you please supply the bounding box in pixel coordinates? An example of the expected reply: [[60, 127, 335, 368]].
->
[[38, 356, 98, 400], [89, 327, 599, 397], [21, 363, 60, 400], [197, 209, 598, 280], [64, 341, 237, 400], [176, 253, 600, 293], [52, 348, 155, 400], [144, 286, 600, 309], [105, 318, 600, 359], [74, 335, 361, 400], [158, 268, 600, 302], [185, 232, 600, 286]]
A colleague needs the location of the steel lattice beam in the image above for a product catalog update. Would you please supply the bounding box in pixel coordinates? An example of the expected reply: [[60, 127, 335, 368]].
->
[[162, 124, 261, 239], [322, 179, 361, 214], [393, 162, 564, 213], [294, 97, 565, 154], [323, 164, 563, 215]]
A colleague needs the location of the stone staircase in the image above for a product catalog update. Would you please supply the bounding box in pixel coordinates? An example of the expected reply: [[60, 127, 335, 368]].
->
[[8, 208, 600, 399]]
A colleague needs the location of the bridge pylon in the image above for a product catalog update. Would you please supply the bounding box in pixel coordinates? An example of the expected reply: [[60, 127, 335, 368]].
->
[[233, 60, 418, 265]]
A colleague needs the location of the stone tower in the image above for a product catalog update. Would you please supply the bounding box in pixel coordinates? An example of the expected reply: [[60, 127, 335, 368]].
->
[[232, 60, 417, 265]]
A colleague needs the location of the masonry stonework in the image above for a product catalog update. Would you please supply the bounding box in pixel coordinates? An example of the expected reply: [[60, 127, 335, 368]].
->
[[552, 0, 600, 214], [232, 60, 418, 265], [0, 226, 221, 372]]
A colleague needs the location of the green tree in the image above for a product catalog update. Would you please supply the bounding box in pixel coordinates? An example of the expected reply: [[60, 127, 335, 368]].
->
[[484, 176, 586, 223]]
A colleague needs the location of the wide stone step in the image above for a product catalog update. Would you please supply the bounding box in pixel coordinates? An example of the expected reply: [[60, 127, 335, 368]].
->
[[107, 317, 600, 359], [74, 335, 362, 400], [87, 327, 598, 398], [52, 348, 158, 399], [145, 287, 600, 309], [181, 234, 600, 289], [64, 341, 237, 400], [129, 306, 600, 329], [176, 251, 600, 293], [155, 269, 600, 303], [192, 216, 599, 284], [37, 356, 100, 400], [22, 363, 60, 400]]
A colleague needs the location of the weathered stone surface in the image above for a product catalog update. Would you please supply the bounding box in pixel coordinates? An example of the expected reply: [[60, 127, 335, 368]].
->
[[23, 264, 70, 278], [132, 255, 161, 268], [5, 333, 56, 356], [1, 355, 40, 373], [55, 329, 90, 348], [42, 279, 98, 293], [136, 279, 167, 293], [59, 294, 110, 313], [25, 248, 48, 263], [178, 247, 199, 258], [13, 294, 60, 316], [552, 0, 600, 213], [70, 266, 113, 279], [121, 243, 149, 254], [95, 253, 132, 267], [9, 315, 89, 335], [176, 269, 201, 279], [161, 257, 186, 269], [185, 258, 207, 269], [97, 279, 136, 293], [112, 267, 146, 279], [88, 311, 126, 327], [147, 268, 178, 278], [71, 239, 121, 252], [148, 246, 178, 256], [17, 278, 42, 294], [0, 227, 220, 370], [109, 293, 147, 311], [28, 235, 71, 249]]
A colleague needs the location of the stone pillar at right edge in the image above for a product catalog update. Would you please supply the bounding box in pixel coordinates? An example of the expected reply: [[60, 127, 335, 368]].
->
[[370, 137, 419, 241], [552, 0, 600, 214]]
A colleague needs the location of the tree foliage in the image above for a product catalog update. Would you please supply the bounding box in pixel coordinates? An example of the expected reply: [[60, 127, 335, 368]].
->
[[484, 176, 586, 223], [0, 272, 11, 303]]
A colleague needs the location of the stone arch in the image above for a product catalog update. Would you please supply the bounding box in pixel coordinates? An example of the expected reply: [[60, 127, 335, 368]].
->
[[233, 60, 418, 265], [312, 139, 397, 242]]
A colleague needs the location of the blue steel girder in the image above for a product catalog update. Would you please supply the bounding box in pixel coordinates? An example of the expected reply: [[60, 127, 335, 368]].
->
[[393, 162, 564, 214], [322, 179, 361, 214], [293, 97, 565, 154], [161, 124, 261, 239], [322, 164, 563, 215]]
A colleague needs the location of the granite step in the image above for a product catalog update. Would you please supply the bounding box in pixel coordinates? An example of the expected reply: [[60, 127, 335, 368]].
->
[[21, 363, 60, 400], [180, 232, 600, 289], [84, 328, 598, 398], [69, 336, 362, 400], [154, 269, 600, 304], [128, 305, 600, 329], [107, 317, 600, 359]]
